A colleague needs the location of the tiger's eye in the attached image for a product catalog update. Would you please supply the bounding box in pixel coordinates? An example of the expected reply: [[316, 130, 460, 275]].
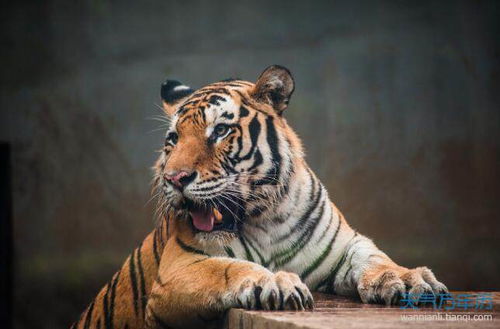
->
[[214, 124, 229, 136]]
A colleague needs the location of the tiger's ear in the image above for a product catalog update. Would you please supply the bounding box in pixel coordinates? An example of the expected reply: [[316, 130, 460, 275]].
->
[[251, 65, 295, 115], [161, 79, 194, 115]]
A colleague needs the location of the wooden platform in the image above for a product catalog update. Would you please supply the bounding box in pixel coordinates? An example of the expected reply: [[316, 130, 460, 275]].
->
[[226, 292, 499, 329]]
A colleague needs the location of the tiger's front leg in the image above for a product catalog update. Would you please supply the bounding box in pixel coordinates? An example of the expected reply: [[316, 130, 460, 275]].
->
[[332, 234, 448, 305], [145, 236, 313, 329]]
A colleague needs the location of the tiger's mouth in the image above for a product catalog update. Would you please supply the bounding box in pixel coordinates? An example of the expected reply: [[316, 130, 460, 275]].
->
[[183, 198, 243, 233]]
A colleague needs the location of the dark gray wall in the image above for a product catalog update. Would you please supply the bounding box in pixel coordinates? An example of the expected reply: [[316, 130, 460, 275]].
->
[[1, 1, 499, 328]]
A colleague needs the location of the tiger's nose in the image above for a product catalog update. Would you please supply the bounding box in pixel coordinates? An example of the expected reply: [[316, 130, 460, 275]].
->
[[163, 170, 197, 189]]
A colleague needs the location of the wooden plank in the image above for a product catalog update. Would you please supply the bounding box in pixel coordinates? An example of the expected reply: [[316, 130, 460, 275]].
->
[[226, 292, 499, 329]]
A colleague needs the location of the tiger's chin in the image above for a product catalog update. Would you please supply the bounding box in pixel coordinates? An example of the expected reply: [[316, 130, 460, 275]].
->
[[174, 197, 243, 245], [195, 230, 237, 247]]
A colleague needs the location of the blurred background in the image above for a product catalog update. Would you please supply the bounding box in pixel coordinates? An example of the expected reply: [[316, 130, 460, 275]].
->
[[1, 0, 499, 328]]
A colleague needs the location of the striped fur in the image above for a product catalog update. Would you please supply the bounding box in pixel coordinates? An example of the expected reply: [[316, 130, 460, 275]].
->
[[73, 66, 447, 329], [72, 219, 169, 329]]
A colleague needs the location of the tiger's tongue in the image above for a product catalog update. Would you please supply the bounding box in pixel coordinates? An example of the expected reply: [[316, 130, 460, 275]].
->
[[190, 208, 215, 231]]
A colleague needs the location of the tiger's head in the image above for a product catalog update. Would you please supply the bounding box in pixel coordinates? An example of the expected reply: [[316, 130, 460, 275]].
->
[[154, 65, 304, 244]]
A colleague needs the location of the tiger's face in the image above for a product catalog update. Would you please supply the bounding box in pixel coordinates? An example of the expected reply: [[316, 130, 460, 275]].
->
[[154, 66, 300, 243]]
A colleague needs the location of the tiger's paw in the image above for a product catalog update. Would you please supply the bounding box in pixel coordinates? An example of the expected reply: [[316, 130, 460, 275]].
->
[[231, 270, 314, 311], [357, 265, 448, 306]]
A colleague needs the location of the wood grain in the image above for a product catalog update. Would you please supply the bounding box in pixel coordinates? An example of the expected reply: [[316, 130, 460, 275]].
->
[[225, 292, 499, 329]]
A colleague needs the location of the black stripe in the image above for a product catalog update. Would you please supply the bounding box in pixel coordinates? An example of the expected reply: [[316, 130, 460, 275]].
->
[[329, 235, 359, 292], [271, 166, 300, 225], [83, 301, 95, 329], [239, 106, 249, 118], [152, 230, 160, 265], [340, 246, 359, 284], [342, 264, 353, 282], [245, 235, 268, 266], [265, 116, 281, 182], [129, 251, 139, 316], [238, 236, 254, 262], [178, 113, 195, 125], [317, 210, 334, 243], [175, 105, 191, 117], [275, 173, 320, 242], [273, 194, 326, 266], [102, 284, 111, 329], [220, 112, 234, 119], [208, 94, 226, 105], [136, 245, 147, 316], [304, 193, 327, 239], [191, 181, 225, 192], [300, 218, 342, 280], [234, 126, 244, 159], [240, 115, 260, 161], [108, 270, 121, 329], [249, 116, 283, 187], [248, 204, 266, 218], [220, 160, 237, 175], [199, 106, 206, 123], [248, 148, 263, 172], [175, 237, 208, 256], [315, 232, 358, 292], [225, 247, 236, 258], [315, 252, 347, 292], [278, 154, 292, 198]]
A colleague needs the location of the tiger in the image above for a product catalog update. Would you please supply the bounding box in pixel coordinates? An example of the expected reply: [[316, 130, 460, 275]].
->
[[71, 65, 448, 329]]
